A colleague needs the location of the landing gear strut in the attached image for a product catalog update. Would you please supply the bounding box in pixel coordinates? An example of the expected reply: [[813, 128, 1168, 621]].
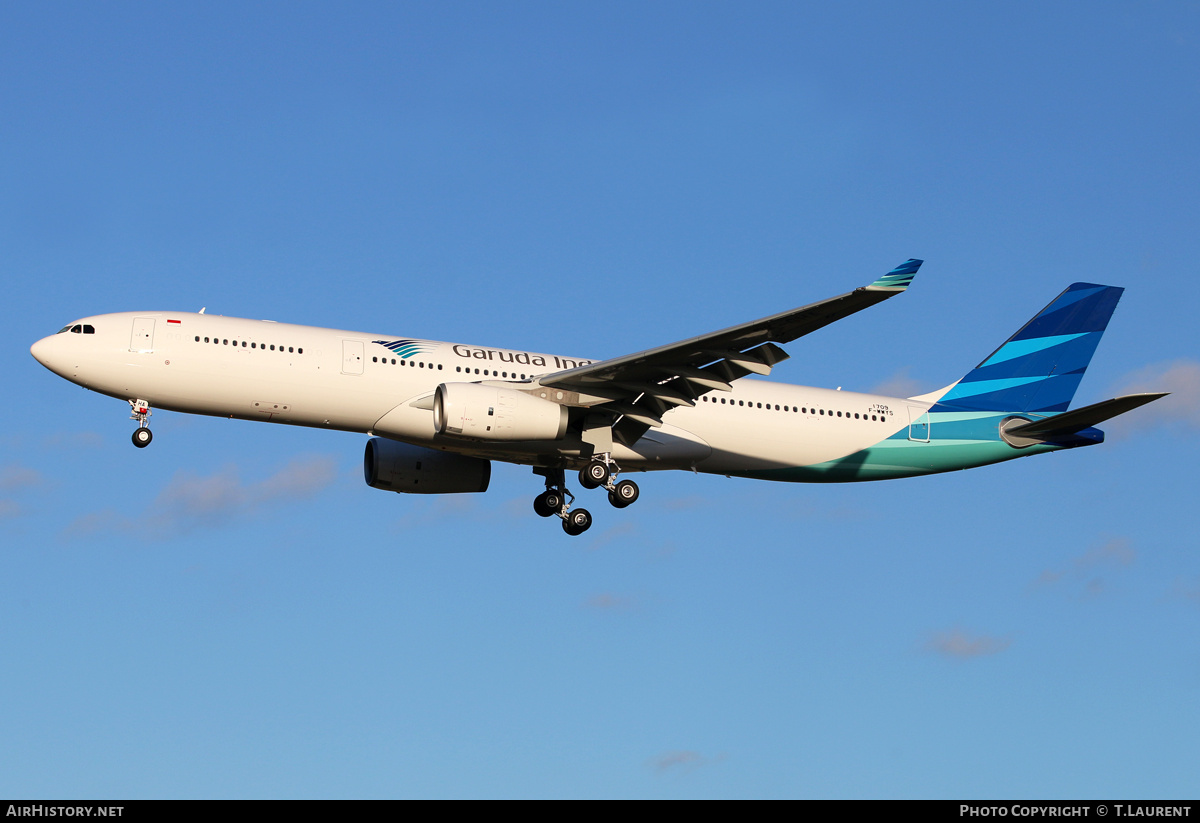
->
[[533, 467, 592, 536], [129, 399, 153, 448]]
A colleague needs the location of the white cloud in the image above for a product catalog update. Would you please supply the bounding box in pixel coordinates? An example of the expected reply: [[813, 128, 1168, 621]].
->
[[648, 750, 727, 775], [1072, 536, 1136, 570], [1105, 359, 1200, 436], [63, 455, 339, 540], [1169, 578, 1200, 607], [928, 628, 1012, 659], [584, 592, 636, 612], [1033, 536, 1136, 595], [656, 495, 709, 511], [586, 521, 636, 551], [42, 431, 105, 449], [871, 367, 925, 399], [0, 464, 43, 491], [392, 494, 525, 530]]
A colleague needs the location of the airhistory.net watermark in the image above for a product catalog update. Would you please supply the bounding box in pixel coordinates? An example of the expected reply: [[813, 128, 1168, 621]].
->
[[5, 807, 123, 817]]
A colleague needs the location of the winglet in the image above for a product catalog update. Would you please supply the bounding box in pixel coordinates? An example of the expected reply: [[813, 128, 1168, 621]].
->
[[867, 259, 923, 291]]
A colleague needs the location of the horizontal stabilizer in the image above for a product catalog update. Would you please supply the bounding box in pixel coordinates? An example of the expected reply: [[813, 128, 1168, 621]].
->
[[1005, 393, 1169, 438]]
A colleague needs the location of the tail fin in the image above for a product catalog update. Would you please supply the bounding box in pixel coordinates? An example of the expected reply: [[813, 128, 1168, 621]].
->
[[932, 283, 1124, 413]]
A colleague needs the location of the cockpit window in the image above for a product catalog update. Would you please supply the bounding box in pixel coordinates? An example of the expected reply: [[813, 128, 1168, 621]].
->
[[70, 325, 82, 333], [83, 325, 95, 334], [57, 325, 72, 334]]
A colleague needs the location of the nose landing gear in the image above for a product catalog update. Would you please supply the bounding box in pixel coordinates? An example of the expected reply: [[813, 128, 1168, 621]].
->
[[129, 399, 153, 448]]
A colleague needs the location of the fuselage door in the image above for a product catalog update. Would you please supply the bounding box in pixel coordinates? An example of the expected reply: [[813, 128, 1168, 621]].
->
[[342, 339, 365, 375], [907, 405, 931, 442], [129, 317, 156, 353]]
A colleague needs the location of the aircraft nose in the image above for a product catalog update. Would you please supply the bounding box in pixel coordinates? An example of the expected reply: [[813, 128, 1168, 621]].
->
[[30, 334, 66, 375], [30, 336, 51, 366]]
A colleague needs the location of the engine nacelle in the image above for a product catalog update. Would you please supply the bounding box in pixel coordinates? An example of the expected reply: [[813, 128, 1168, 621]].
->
[[364, 438, 491, 494], [433, 382, 568, 441]]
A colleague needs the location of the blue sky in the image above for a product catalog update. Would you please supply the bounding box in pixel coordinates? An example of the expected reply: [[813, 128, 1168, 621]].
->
[[2, 2, 1198, 798]]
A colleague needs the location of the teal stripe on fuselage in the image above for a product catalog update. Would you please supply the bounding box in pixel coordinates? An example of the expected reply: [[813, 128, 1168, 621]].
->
[[885, 410, 1027, 442], [729, 410, 1068, 483], [735, 438, 1061, 483]]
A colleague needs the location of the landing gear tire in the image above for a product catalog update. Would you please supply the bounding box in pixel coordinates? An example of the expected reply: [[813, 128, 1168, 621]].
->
[[132, 427, 153, 448], [562, 508, 592, 536], [608, 479, 639, 508], [579, 461, 609, 490], [534, 490, 563, 518]]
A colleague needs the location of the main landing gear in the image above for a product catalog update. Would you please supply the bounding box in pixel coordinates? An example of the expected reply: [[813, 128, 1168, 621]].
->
[[578, 456, 639, 510], [532, 456, 641, 537], [129, 399, 153, 448], [533, 467, 593, 536]]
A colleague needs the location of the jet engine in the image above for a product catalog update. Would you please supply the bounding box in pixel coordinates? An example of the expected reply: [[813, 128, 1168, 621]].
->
[[433, 382, 568, 441], [364, 438, 491, 494]]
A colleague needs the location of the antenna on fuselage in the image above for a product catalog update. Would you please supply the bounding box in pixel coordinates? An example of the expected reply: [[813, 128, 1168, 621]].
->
[[199, 307, 206, 314]]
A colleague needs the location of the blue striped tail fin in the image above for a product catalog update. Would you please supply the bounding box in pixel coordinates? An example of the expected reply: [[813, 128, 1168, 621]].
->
[[932, 283, 1124, 413]]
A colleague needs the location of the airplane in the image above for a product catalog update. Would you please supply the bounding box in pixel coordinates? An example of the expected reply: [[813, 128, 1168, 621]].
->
[[30, 259, 1167, 536]]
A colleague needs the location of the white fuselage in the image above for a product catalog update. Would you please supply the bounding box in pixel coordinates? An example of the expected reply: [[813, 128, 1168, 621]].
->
[[31, 311, 925, 476]]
